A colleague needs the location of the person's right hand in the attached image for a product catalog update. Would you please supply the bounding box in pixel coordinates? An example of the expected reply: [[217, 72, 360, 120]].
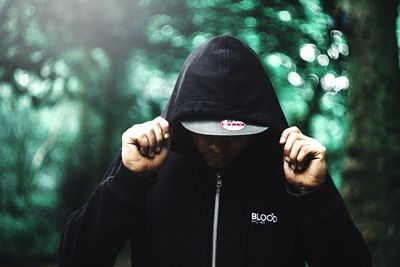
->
[[121, 116, 171, 174]]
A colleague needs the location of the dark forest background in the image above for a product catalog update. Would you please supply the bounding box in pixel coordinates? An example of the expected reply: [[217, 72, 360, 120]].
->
[[0, 0, 399, 266]]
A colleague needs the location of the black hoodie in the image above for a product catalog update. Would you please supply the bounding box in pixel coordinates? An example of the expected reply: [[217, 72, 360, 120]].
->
[[59, 35, 372, 267]]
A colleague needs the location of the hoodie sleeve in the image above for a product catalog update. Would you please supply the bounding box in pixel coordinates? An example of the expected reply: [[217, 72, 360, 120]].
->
[[293, 174, 372, 267], [58, 151, 158, 267]]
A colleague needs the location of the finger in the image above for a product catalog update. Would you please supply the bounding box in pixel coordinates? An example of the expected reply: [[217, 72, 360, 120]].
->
[[283, 159, 299, 186], [145, 127, 157, 158], [154, 116, 170, 139], [279, 126, 301, 144], [297, 141, 327, 169], [133, 132, 150, 157], [299, 142, 326, 160], [296, 144, 313, 169], [152, 120, 165, 153], [289, 139, 313, 170], [283, 132, 307, 158], [122, 129, 138, 149], [158, 134, 172, 158], [283, 154, 297, 171]]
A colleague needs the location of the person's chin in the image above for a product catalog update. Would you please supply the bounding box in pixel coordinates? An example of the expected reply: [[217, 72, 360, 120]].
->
[[205, 158, 229, 169]]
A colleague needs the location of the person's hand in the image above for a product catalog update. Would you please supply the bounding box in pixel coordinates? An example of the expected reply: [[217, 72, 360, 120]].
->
[[121, 116, 171, 174], [279, 126, 327, 192]]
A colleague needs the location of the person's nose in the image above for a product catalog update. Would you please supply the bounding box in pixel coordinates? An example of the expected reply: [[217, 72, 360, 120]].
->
[[208, 136, 227, 154]]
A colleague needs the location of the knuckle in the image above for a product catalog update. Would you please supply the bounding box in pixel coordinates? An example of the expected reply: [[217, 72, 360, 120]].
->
[[294, 132, 303, 139], [289, 131, 300, 139], [282, 128, 288, 134], [283, 144, 290, 153], [153, 122, 165, 135], [161, 121, 170, 130], [153, 116, 163, 122], [284, 127, 293, 135], [292, 126, 301, 132], [155, 116, 168, 126], [298, 149, 307, 160], [138, 134, 148, 144], [292, 139, 301, 148], [147, 127, 155, 135], [302, 145, 311, 153]]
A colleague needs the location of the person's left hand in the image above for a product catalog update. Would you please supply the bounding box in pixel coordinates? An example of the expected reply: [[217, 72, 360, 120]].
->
[[279, 126, 327, 192]]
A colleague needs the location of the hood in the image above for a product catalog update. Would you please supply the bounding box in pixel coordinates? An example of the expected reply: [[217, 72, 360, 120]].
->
[[162, 35, 289, 152]]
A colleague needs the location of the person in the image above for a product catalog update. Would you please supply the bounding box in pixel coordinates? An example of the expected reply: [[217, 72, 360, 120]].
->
[[59, 35, 372, 267]]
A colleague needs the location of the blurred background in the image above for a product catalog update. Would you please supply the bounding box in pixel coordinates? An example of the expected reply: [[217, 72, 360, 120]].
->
[[0, 0, 399, 266]]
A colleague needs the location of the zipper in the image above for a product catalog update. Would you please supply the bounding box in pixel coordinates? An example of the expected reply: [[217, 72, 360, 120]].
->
[[211, 171, 223, 267]]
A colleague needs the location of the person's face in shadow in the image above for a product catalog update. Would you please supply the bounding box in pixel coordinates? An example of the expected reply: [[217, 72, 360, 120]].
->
[[191, 133, 253, 169]]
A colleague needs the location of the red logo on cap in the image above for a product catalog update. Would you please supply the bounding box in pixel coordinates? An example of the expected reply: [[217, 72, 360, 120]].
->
[[220, 120, 246, 131]]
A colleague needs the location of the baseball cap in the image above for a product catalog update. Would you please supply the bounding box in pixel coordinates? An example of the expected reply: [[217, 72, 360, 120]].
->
[[181, 119, 268, 136]]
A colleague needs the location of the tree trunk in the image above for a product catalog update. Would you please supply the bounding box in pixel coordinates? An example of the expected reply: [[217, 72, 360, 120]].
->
[[340, 1, 400, 266]]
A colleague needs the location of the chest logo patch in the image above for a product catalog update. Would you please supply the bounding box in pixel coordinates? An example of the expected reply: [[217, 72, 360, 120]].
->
[[251, 212, 278, 224]]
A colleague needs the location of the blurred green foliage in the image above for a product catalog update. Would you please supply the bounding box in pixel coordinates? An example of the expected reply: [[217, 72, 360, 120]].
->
[[0, 0, 355, 264]]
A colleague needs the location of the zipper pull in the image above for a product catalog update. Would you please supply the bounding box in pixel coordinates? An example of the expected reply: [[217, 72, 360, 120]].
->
[[216, 172, 223, 188]]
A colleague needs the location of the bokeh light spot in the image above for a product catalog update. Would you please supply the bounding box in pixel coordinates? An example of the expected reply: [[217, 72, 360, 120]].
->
[[300, 44, 317, 62], [14, 69, 30, 87], [161, 25, 174, 36], [317, 54, 329, 66], [192, 15, 205, 26], [321, 73, 336, 91], [266, 54, 282, 67], [288, 71, 303, 86], [327, 45, 339, 59], [244, 17, 257, 27], [192, 34, 209, 47], [338, 43, 349, 56], [334, 76, 349, 91], [20, 72, 30, 87], [171, 35, 184, 47], [278, 10, 292, 21]]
